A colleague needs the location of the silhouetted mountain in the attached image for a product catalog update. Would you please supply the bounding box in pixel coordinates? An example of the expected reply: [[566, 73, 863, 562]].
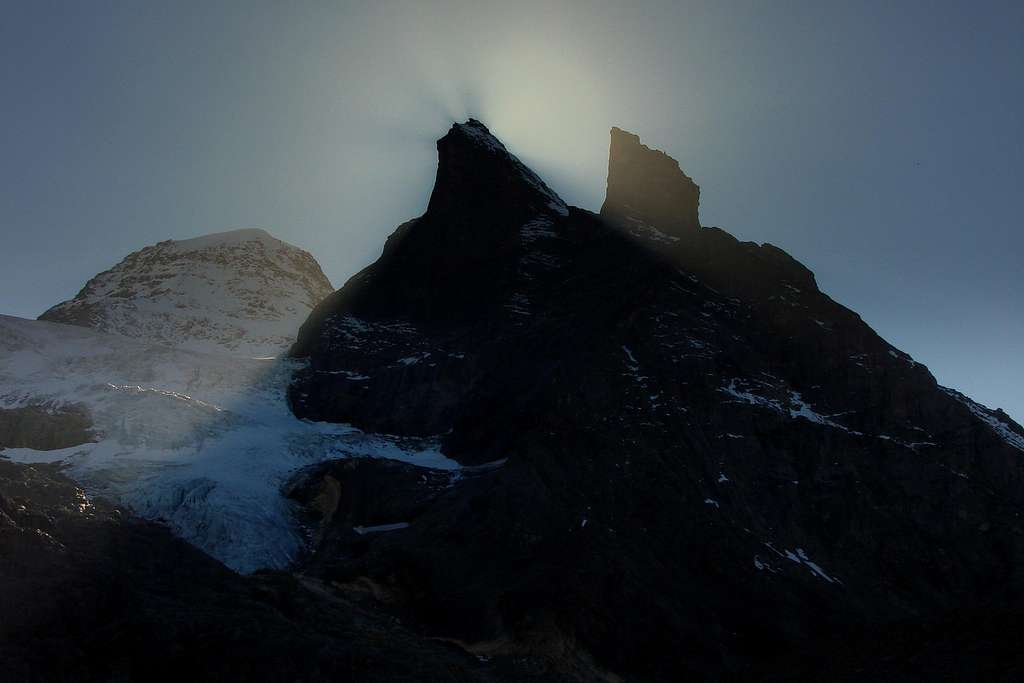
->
[[4, 119, 1024, 681], [288, 120, 1024, 679]]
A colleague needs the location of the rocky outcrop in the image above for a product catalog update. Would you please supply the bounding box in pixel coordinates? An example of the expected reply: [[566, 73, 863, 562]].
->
[[289, 121, 1024, 680], [40, 228, 333, 357], [0, 403, 93, 450], [600, 126, 700, 239], [285, 458, 456, 551]]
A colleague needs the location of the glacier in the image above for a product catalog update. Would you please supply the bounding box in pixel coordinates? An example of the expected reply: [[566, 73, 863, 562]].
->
[[0, 315, 459, 573]]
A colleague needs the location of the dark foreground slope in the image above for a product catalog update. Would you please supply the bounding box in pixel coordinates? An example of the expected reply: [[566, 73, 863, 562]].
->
[[290, 121, 1024, 679], [0, 459, 538, 683]]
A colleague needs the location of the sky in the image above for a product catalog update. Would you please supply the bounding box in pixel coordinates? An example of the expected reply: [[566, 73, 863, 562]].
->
[[1, 1, 1021, 421]]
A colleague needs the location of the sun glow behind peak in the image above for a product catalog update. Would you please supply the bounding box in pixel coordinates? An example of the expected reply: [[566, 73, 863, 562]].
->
[[1, 0, 1020, 421]]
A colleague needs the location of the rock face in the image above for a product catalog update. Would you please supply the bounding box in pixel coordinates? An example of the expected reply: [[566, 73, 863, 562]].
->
[[285, 458, 457, 548], [600, 126, 700, 238], [290, 121, 1024, 679], [40, 228, 333, 357], [0, 403, 93, 450], [290, 120, 571, 433]]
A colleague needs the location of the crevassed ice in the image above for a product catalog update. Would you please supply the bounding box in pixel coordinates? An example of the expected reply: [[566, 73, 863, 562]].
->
[[0, 315, 461, 574]]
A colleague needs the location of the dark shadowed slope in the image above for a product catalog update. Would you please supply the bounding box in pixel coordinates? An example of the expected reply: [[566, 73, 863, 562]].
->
[[289, 120, 1024, 680], [0, 459, 528, 683]]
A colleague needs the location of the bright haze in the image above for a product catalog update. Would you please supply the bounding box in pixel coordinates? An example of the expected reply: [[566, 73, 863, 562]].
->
[[1, 1, 1021, 420]]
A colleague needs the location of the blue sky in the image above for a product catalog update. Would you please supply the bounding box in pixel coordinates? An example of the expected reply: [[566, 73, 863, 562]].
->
[[1, 1, 1021, 420]]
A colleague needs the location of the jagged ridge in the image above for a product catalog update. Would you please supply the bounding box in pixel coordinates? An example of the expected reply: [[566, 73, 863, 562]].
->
[[288, 121, 1024, 680]]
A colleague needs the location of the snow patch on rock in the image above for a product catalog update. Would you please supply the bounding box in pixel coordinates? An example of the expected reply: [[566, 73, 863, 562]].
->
[[941, 387, 1024, 453]]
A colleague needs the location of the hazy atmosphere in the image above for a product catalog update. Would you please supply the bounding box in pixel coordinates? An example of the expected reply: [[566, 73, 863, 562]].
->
[[2, 0, 1020, 419]]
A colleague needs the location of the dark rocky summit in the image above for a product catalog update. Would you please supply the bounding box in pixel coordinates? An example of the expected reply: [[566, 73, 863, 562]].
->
[[289, 120, 1024, 679]]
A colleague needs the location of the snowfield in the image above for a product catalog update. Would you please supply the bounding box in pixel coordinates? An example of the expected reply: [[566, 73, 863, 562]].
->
[[0, 315, 459, 573]]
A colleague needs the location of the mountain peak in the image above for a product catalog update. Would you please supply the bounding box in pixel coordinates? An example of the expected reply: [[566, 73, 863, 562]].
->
[[283, 119, 1024, 681], [39, 228, 333, 356], [301, 120, 572, 326], [166, 227, 278, 252], [600, 126, 700, 238], [429, 119, 568, 218], [445, 118, 508, 153], [181, 226, 273, 241]]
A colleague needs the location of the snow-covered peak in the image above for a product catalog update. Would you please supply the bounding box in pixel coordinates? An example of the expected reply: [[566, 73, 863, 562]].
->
[[39, 228, 334, 357]]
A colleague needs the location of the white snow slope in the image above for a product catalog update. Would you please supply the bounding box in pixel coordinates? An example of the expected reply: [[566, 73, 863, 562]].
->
[[0, 315, 460, 573], [39, 228, 334, 357]]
